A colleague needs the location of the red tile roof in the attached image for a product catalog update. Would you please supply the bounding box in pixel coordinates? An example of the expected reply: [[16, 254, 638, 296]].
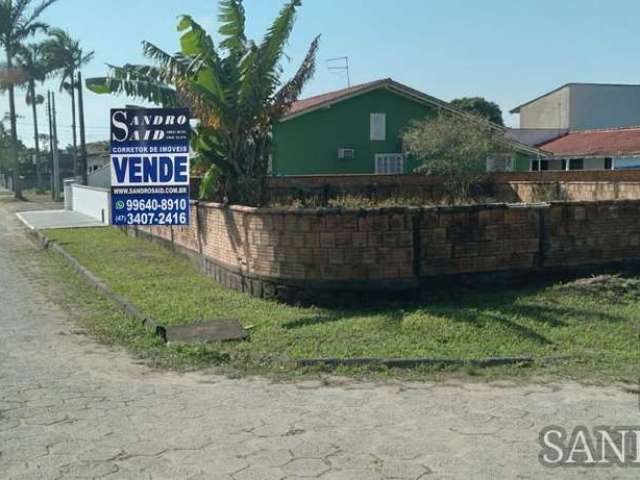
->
[[538, 127, 640, 156], [286, 79, 389, 117]]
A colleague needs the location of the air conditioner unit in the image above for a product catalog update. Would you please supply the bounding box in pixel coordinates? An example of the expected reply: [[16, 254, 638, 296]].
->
[[338, 148, 355, 160]]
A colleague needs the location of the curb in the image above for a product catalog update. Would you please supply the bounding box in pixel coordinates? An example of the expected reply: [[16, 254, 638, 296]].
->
[[296, 356, 534, 370], [23, 225, 167, 343]]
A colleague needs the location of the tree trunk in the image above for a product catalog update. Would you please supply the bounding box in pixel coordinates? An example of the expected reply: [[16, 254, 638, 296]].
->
[[5, 46, 20, 198], [30, 80, 42, 190], [69, 71, 78, 175]]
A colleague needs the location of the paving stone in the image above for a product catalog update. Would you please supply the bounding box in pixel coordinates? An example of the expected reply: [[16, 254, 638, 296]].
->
[[59, 460, 119, 478], [282, 458, 331, 477], [244, 449, 292, 468], [232, 466, 285, 480], [381, 460, 431, 479]]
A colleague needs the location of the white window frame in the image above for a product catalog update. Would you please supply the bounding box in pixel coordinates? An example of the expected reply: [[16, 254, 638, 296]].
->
[[486, 153, 514, 172], [370, 113, 386, 141], [338, 148, 356, 160], [375, 153, 404, 175]]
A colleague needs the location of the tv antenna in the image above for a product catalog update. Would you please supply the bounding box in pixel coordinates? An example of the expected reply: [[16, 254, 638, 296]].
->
[[326, 56, 351, 88]]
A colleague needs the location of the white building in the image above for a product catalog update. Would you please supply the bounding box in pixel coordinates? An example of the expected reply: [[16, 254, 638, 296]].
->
[[510, 83, 640, 131]]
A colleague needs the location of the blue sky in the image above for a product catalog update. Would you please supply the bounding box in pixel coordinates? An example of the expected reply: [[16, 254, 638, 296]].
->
[[4, 0, 640, 147]]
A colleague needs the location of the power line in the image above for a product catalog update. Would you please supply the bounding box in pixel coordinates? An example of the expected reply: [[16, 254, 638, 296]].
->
[[15, 121, 109, 130]]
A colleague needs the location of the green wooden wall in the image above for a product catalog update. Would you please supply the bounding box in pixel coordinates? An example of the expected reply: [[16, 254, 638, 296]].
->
[[271, 89, 436, 175], [513, 152, 533, 171]]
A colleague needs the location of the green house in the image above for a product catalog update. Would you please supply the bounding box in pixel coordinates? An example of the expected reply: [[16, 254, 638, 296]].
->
[[272, 78, 541, 175], [271, 79, 453, 176]]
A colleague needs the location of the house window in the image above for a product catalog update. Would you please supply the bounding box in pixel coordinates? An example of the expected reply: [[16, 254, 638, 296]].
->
[[487, 154, 513, 172], [531, 160, 550, 171], [604, 157, 613, 170], [375, 154, 404, 174], [569, 158, 584, 170], [370, 113, 386, 141]]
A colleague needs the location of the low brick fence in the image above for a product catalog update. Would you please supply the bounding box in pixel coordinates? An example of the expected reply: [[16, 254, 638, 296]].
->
[[499, 180, 640, 203], [266, 172, 640, 205], [131, 199, 640, 302]]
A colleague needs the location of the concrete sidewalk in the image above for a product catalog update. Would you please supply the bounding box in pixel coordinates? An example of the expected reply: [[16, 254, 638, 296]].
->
[[16, 209, 106, 230]]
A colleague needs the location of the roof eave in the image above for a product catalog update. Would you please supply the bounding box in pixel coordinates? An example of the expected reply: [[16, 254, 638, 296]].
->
[[279, 79, 461, 123], [547, 151, 640, 158]]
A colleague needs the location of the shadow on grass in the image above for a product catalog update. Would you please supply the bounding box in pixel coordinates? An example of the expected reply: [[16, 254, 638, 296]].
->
[[283, 313, 354, 330], [282, 282, 628, 347]]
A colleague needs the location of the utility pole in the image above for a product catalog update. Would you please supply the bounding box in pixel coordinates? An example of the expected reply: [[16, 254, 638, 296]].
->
[[6, 45, 19, 197], [77, 71, 88, 185], [30, 79, 42, 190], [70, 72, 78, 176], [51, 91, 60, 200], [47, 91, 54, 200]]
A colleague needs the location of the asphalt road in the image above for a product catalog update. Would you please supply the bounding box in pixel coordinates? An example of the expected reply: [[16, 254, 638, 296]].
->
[[1, 197, 638, 479]]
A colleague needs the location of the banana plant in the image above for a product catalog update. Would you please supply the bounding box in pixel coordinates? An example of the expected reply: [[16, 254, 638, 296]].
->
[[87, 0, 320, 205]]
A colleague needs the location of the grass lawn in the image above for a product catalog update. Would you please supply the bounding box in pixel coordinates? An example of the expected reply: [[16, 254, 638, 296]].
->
[[42, 227, 640, 381]]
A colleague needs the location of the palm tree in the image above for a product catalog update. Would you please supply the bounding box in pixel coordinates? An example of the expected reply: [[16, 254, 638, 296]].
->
[[42, 28, 94, 175], [0, 0, 57, 187], [14, 42, 53, 188], [87, 0, 320, 205]]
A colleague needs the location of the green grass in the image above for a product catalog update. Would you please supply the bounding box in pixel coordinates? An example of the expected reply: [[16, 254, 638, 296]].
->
[[41, 227, 640, 381]]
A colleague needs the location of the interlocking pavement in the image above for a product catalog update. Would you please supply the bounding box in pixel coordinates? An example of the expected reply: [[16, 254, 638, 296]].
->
[[0, 200, 638, 479]]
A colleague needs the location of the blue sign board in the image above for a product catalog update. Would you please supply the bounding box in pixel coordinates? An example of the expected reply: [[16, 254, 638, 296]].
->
[[110, 108, 191, 226]]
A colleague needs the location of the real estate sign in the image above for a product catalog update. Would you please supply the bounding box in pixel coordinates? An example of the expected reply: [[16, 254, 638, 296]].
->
[[110, 108, 191, 226]]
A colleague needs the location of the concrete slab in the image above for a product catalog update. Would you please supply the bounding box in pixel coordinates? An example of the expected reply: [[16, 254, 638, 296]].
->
[[166, 319, 248, 343], [15, 209, 107, 230]]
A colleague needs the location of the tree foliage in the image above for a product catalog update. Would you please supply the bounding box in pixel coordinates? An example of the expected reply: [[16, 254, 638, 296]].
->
[[14, 43, 52, 98], [87, 0, 320, 205], [41, 28, 94, 92], [0, 0, 57, 176], [403, 113, 512, 202], [0, 0, 57, 52], [0, 121, 26, 172], [449, 96, 504, 126]]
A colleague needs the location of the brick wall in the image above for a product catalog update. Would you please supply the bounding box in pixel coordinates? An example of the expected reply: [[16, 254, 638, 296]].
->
[[503, 181, 640, 202], [418, 205, 542, 276], [267, 172, 640, 205], [140, 204, 416, 285], [134, 200, 640, 301], [546, 201, 640, 267], [268, 171, 640, 188]]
